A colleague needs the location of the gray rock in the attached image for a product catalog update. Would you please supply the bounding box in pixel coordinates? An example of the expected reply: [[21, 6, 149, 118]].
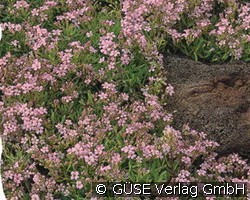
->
[[165, 54, 250, 159]]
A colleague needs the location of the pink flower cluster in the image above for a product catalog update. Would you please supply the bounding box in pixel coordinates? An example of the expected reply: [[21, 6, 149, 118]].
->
[[99, 32, 120, 59], [1, 0, 249, 199], [1, 103, 47, 136], [14, 0, 29, 9], [0, 23, 22, 34], [55, 0, 92, 26], [56, 7, 91, 26], [0, 55, 57, 97], [121, 0, 250, 60], [31, 1, 58, 22], [26, 25, 60, 51]]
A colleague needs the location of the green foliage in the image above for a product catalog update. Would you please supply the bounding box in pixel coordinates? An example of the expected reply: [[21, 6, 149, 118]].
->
[[1, 0, 249, 199]]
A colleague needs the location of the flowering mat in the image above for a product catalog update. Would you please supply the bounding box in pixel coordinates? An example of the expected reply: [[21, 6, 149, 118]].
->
[[0, 0, 249, 200]]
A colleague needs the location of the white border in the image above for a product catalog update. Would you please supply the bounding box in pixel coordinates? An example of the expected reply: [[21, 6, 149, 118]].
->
[[0, 26, 7, 199], [0, 138, 6, 200]]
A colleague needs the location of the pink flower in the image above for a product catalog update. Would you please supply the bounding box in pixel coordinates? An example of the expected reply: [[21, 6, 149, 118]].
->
[[215, 163, 226, 173], [31, 59, 41, 71], [181, 156, 191, 165], [33, 174, 40, 184], [76, 181, 83, 189], [102, 82, 117, 93], [98, 92, 108, 100], [161, 143, 170, 154], [166, 84, 174, 96], [99, 32, 120, 58], [94, 145, 104, 155], [71, 171, 79, 180], [197, 169, 207, 176], [14, 1, 29, 9], [111, 153, 122, 164], [86, 31, 93, 37], [141, 145, 161, 159], [84, 153, 98, 165], [175, 170, 190, 182], [98, 57, 105, 63], [13, 173, 23, 185], [31, 194, 40, 200], [100, 165, 111, 172], [121, 93, 129, 101], [121, 145, 136, 159]]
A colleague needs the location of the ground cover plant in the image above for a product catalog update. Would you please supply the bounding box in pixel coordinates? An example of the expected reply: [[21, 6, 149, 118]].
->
[[0, 0, 250, 199]]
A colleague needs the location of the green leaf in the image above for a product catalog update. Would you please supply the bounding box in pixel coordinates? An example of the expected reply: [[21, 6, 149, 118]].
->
[[61, 115, 66, 123], [193, 52, 198, 61], [51, 112, 55, 124], [87, 90, 94, 106]]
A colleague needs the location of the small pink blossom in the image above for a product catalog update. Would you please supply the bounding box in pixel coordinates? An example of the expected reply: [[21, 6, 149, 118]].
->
[[13, 173, 23, 185], [31, 59, 41, 71], [166, 84, 174, 96], [76, 181, 83, 189], [121, 145, 136, 159], [71, 171, 79, 180]]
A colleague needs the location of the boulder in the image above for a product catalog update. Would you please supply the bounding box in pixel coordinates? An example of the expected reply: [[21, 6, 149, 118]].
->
[[165, 54, 250, 159]]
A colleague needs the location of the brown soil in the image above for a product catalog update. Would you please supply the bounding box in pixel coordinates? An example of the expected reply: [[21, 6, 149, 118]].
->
[[164, 54, 250, 159]]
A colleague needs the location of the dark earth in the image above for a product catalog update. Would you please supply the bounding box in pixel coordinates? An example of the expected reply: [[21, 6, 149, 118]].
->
[[164, 54, 250, 159]]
